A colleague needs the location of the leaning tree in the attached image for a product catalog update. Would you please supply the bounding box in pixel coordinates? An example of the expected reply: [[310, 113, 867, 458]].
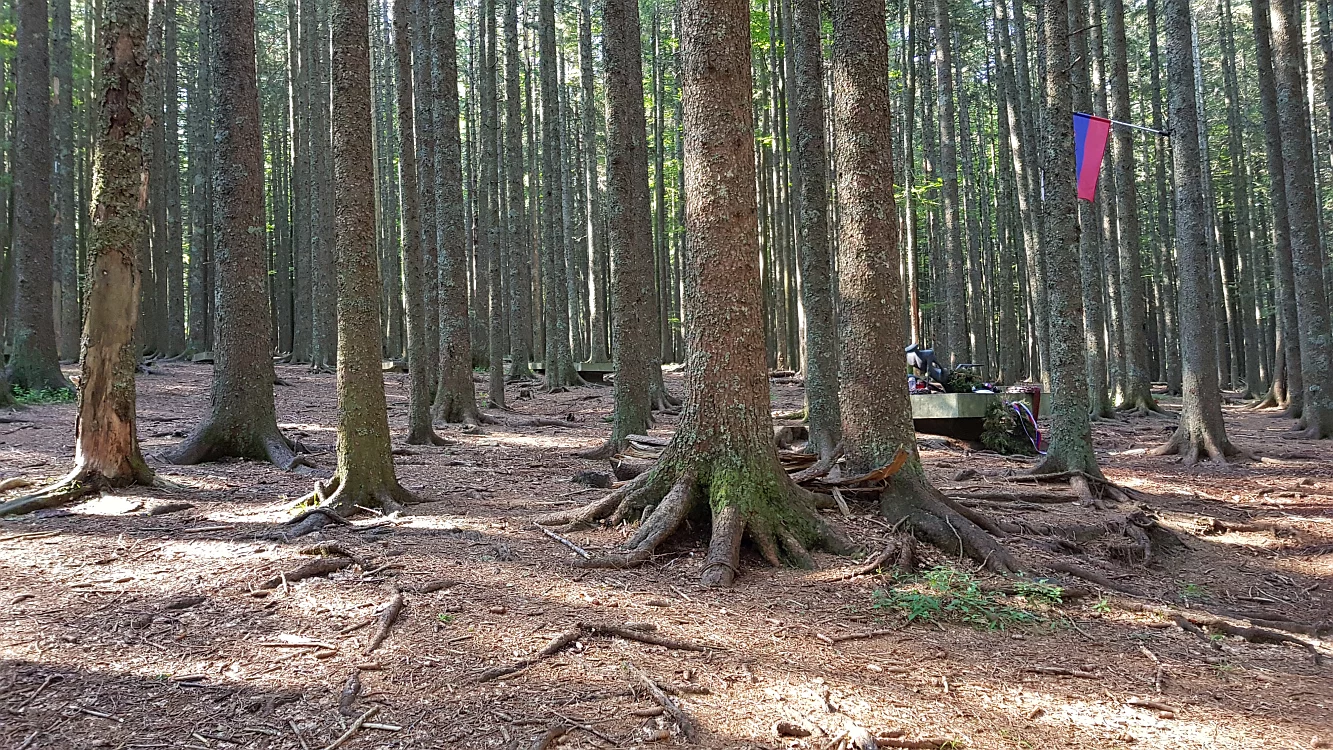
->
[[538, 0, 853, 586], [163, 0, 309, 471], [0, 0, 154, 516]]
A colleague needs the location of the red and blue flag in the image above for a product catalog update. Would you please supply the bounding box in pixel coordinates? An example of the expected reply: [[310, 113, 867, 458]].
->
[[1073, 113, 1112, 201]]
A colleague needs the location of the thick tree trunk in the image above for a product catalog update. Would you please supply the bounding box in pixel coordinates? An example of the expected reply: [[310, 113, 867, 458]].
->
[[430, 0, 484, 424], [791, 0, 840, 459], [932, 0, 967, 366], [539, 0, 850, 587], [309, 0, 417, 514], [1033, 0, 1100, 477], [164, 0, 305, 471], [163, 0, 184, 356], [1155, 0, 1245, 463], [1270, 0, 1333, 438], [9, 0, 72, 393], [0, 0, 155, 517], [580, 0, 657, 458]]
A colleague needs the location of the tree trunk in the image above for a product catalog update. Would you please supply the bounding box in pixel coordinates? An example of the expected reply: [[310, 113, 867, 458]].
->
[[1147, 0, 1182, 396], [0, 0, 155, 517], [932, 0, 967, 366], [482, 0, 506, 408], [1033, 0, 1100, 477], [395, 0, 445, 446], [538, 0, 582, 389], [187, 0, 213, 356], [1106, 0, 1158, 413], [309, 0, 418, 514], [8, 0, 72, 393], [1154, 0, 1245, 462], [164, 0, 306, 471], [579, 0, 657, 458], [429, 0, 483, 424], [52, 0, 80, 362], [580, 0, 608, 363], [1271, 0, 1333, 438], [504, 0, 534, 381], [537, 0, 850, 587]]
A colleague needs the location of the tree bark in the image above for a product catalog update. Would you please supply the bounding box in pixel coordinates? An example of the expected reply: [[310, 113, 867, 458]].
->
[[932, 0, 967, 366], [9, 0, 73, 393], [1270, 0, 1333, 438], [1154, 0, 1246, 462], [164, 0, 306, 471], [52, 0, 80, 362], [0, 0, 155, 517], [504, 0, 534, 381]]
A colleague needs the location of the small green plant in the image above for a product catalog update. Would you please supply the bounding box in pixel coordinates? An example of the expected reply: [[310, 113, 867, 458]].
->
[[11, 385, 75, 405], [1092, 598, 1112, 614], [437, 613, 455, 624], [1179, 581, 1210, 603], [872, 566, 1060, 631]]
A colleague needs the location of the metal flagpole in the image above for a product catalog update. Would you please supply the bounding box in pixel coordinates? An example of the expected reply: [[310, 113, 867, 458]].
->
[[1108, 117, 1170, 137]]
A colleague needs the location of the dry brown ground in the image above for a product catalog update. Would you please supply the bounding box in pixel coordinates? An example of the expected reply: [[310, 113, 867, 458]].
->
[[0, 362, 1330, 750]]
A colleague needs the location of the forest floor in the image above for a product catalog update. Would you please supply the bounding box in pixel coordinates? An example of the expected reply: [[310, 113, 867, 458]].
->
[[0, 362, 1330, 750]]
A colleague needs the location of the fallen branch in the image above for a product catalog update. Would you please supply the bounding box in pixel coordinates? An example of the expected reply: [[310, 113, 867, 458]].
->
[[1026, 666, 1098, 679], [535, 523, 590, 559], [1186, 615, 1324, 665], [322, 706, 378, 750], [877, 738, 960, 749], [260, 557, 352, 590], [624, 661, 695, 741], [530, 726, 567, 750], [364, 590, 405, 654], [1046, 561, 1144, 597], [476, 622, 709, 683], [581, 622, 712, 652], [338, 671, 361, 716]]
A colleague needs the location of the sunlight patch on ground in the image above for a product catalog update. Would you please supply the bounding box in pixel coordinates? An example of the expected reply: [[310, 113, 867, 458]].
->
[[278, 422, 334, 433], [464, 432, 591, 450]]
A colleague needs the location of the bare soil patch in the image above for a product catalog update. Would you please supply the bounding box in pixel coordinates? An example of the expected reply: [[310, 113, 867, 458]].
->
[[1, 363, 1329, 749]]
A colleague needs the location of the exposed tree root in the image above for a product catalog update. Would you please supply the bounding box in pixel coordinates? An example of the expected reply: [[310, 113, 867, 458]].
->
[[789, 443, 844, 484], [259, 556, 353, 589], [878, 471, 1021, 574], [296, 474, 421, 520], [1286, 424, 1333, 440], [1182, 614, 1324, 665], [624, 661, 696, 742], [1046, 560, 1145, 596], [1115, 396, 1169, 418], [1248, 388, 1281, 409], [276, 507, 352, 540], [612, 457, 653, 481], [1150, 427, 1253, 465], [773, 406, 808, 421], [405, 427, 452, 447], [536, 458, 855, 586], [837, 535, 916, 578], [0, 477, 35, 493], [649, 374, 680, 410], [163, 427, 314, 472], [0, 463, 158, 518]]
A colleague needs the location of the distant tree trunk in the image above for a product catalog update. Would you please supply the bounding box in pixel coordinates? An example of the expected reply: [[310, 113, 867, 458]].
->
[[52, 0, 80, 362], [1071, 0, 1115, 419], [145, 0, 168, 356], [411, 0, 438, 385], [581, 0, 608, 363], [309, 3, 336, 371], [537, 0, 851, 586], [395, 0, 445, 446], [1251, 0, 1301, 413], [504, 0, 535, 381], [1106, 0, 1159, 413], [1147, 0, 1182, 396], [538, 0, 582, 390], [1270, 0, 1333, 438], [431, 0, 485, 424], [1154, 0, 1245, 462], [8, 0, 73, 393], [1221, 0, 1262, 399], [791, 0, 840, 459], [163, 0, 184, 355], [954, 61, 989, 374], [932, 0, 967, 366], [187, 0, 213, 356], [164, 0, 307, 471], [0, 0, 155, 517], [307, 0, 419, 514], [289, 0, 310, 362], [1032, 0, 1100, 477], [481, 0, 506, 409], [577, 0, 656, 459]]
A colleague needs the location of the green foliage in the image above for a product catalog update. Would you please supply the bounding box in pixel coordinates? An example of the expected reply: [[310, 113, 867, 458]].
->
[[437, 613, 455, 624], [11, 385, 76, 405], [980, 401, 1037, 456], [871, 566, 1062, 631], [943, 368, 981, 393], [1178, 581, 1210, 603]]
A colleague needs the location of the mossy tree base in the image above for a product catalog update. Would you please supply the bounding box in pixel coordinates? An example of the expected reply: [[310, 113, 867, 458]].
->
[[537, 451, 855, 587]]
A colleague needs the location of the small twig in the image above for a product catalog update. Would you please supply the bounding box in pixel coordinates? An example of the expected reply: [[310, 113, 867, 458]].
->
[[75, 706, 123, 722], [260, 557, 352, 590], [364, 590, 405, 654], [529, 726, 567, 750], [828, 628, 899, 644], [0, 530, 60, 544], [624, 661, 695, 741], [1026, 666, 1098, 679], [16, 675, 59, 710], [290, 720, 310, 750], [1126, 696, 1177, 714], [322, 706, 379, 750], [534, 523, 590, 558]]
